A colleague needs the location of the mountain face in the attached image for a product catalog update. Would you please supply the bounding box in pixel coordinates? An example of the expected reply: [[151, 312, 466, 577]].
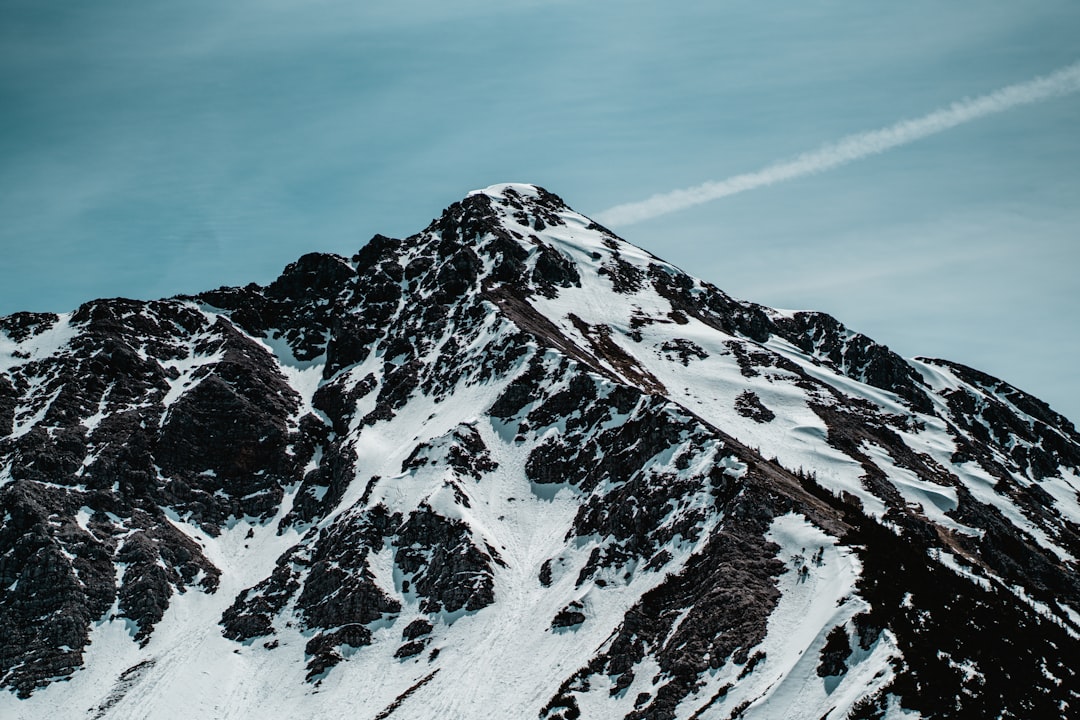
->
[[1, 184, 1079, 720]]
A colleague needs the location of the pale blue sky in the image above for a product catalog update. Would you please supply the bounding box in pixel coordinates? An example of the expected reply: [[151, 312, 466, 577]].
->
[[2, 1, 1078, 420]]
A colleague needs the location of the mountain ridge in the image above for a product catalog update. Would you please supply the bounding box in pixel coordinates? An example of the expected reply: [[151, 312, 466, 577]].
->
[[1, 183, 1078, 719]]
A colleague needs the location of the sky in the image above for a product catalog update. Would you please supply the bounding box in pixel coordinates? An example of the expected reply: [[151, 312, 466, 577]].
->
[[1, 1, 1078, 421]]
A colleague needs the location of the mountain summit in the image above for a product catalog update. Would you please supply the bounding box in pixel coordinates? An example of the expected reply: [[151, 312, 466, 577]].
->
[[2, 184, 1078, 719]]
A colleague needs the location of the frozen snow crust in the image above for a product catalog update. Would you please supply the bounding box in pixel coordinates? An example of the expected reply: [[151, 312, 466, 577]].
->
[[2, 183, 1079, 718]]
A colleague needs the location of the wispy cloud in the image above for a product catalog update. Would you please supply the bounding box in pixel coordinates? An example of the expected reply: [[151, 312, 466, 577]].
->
[[596, 61, 1080, 227]]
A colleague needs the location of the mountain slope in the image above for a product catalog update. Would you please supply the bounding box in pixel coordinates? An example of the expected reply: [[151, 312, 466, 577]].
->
[[1, 184, 1078, 719]]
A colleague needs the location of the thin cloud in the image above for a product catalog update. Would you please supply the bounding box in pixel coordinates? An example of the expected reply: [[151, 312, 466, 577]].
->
[[596, 61, 1080, 227]]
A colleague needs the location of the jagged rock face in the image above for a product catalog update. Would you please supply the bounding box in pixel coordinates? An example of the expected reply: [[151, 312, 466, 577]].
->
[[2, 183, 1079, 719]]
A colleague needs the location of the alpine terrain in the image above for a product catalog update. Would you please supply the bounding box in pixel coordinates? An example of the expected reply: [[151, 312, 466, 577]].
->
[[1, 184, 1078, 719]]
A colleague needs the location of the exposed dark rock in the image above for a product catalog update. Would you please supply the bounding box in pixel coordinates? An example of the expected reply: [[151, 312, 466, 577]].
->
[[394, 640, 428, 659], [772, 311, 934, 412], [304, 624, 374, 680], [659, 338, 708, 365], [489, 355, 547, 420], [539, 559, 553, 587], [298, 524, 401, 633], [284, 439, 358, 525], [0, 484, 114, 697], [816, 625, 851, 677], [401, 424, 498, 480], [648, 265, 773, 343], [116, 522, 220, 642], [567, 314, 666, 394], [371, 670, 440, 720], [220, 551, 303, 642], [395, 504, 500, 615], [543, 479, 789, 720], [552, 603, 586, 629], [724, 340, 776, 378], [734, 390, 775, 423], [402, 618, 434, 640], [0, 312, 59, 343], [598, 255, 644, 294], [533, 244, 581, 297]]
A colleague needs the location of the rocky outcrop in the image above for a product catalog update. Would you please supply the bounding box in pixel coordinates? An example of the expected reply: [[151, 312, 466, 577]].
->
[[772, 311, 935, 412]]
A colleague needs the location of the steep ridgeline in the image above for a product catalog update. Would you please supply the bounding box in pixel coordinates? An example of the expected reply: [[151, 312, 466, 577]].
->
[[2, 184, 1079, 720]]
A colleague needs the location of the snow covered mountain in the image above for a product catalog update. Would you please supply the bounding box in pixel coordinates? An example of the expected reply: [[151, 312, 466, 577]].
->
[[2, 184, 1078, 719]]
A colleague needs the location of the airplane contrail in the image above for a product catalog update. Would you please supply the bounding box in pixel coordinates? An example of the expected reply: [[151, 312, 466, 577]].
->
[[595, 61, 1080, 227]]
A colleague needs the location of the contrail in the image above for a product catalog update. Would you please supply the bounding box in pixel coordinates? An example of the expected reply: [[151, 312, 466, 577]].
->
[[595, 62, 1080, 227]]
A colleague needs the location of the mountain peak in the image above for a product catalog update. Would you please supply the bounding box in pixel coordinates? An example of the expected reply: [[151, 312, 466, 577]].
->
[[466, 181, 551, 200], [2, 185, 1079, 718]]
